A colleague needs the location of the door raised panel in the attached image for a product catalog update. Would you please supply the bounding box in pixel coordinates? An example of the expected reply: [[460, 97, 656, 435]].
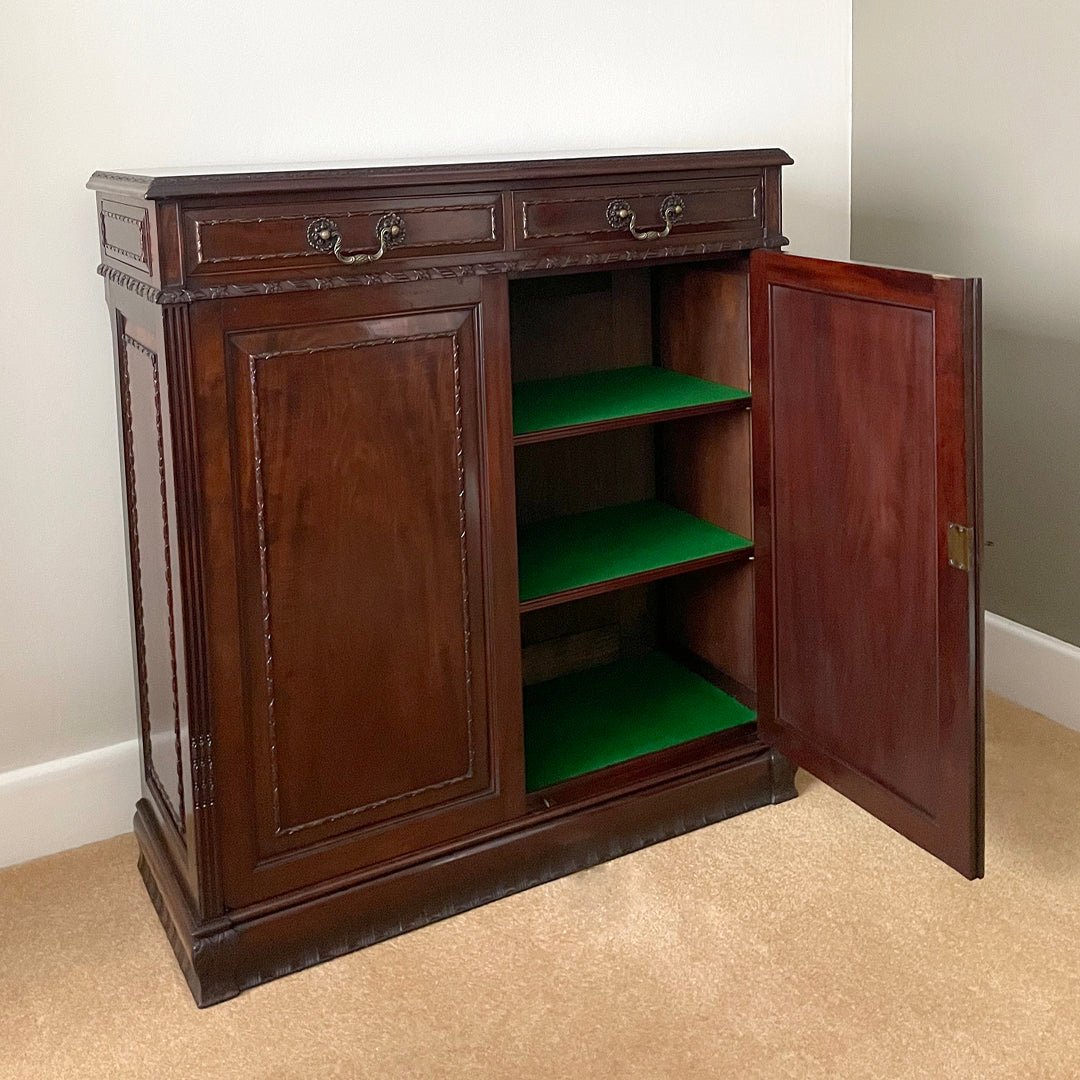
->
[[220, 292, 515, 901], [751, 251, 983, 878]]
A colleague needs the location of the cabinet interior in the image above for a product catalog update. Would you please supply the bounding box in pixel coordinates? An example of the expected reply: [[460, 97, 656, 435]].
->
[[509, 260, 759, 798]]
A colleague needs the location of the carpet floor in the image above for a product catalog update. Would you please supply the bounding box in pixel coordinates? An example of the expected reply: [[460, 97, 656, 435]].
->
[[1, 692, 1078, 1079]]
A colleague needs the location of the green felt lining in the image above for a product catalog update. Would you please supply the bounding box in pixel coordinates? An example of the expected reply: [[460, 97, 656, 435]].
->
[[517, 500, 752, 603], [523, 651, 756, 791], [512, 366, 749, 438]]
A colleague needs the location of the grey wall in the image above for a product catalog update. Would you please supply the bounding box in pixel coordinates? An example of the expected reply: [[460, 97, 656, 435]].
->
[[851, 3, 1080, 646]]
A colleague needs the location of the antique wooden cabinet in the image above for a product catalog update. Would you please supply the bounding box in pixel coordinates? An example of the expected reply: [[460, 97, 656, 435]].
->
[[89, 149, 983, 1006]]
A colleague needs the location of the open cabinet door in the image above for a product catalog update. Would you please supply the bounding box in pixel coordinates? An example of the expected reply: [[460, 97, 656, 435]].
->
[[749, 250, 983, 878]]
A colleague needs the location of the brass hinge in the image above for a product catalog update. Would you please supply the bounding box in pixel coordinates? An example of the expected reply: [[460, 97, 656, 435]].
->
[[947, 523, 974, 572]]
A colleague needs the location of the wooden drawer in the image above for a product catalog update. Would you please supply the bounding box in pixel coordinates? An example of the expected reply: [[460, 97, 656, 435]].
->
[[514, 176, 763, 251], [182, 192, 503, 277]]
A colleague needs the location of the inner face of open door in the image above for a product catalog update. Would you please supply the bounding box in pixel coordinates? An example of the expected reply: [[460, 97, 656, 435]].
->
[[750, 250, 983, 879]]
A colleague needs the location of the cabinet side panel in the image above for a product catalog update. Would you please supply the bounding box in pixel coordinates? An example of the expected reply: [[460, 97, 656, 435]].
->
[[113, 307, 191, 862], [657, 262, 750, 391], [657, 263, 755, 694], [663, 563, 756, 694]]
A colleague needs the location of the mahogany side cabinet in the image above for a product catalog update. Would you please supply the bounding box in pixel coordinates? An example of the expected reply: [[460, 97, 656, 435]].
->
[[89, 149, 984, 1006]]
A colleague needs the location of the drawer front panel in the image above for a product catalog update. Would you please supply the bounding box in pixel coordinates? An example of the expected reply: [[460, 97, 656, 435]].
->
[[183, 193, 503, 277], [514, 176, 763, 250]]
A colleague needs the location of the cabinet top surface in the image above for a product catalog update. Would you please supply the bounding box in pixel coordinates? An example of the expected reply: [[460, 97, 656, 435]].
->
[[88, 147, 793, 200]]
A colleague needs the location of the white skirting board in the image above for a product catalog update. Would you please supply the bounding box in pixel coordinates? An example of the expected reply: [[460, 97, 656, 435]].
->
[[984, 611, 1080, 734], [0, 611, 1076, 870], [0, 739, 140, 869]]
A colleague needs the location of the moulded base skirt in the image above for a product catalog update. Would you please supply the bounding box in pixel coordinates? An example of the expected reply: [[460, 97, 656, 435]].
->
[[134, 744, 797, 1006]]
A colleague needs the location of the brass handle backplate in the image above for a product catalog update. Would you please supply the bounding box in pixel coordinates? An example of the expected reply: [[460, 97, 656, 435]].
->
[[606, 194, 685, 241], [307, 213, 407, 264]]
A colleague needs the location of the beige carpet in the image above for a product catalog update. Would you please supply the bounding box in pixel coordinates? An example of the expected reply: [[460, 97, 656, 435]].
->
[[1, 692, 1078, 1079]]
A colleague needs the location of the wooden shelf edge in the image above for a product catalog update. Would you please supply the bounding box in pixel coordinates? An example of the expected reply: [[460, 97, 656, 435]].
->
[[519, 546, 753, 613], [524, 723, 762, 813], [513, 396, 751, 446]]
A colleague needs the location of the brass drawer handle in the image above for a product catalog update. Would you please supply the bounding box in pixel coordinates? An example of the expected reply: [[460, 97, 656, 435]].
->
[[606, 194, 685, 241], [306, 213, 407, 264]]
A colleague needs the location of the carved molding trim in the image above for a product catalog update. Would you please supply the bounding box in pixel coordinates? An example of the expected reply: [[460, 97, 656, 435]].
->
[[98, 234, 780, 304], [192, 733, 215, 812], [192, 202, 499, 265], [136, 836, 240, 1007], [100, 264, 163, 301], [242, 328, 476, 837], [147, 334, 187, 835], [138, 851, 199, 992], [95, 171, 152, 187], [117, 325, 186, 839], [116, 324, 151, 800]]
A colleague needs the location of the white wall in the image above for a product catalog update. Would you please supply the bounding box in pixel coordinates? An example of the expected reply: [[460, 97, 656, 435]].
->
[[0, 0, 851, 857]]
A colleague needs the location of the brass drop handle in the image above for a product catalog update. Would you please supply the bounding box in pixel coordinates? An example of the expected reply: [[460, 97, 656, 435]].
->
[[306, 213, 407, 264], [606, 194, 685, 241]]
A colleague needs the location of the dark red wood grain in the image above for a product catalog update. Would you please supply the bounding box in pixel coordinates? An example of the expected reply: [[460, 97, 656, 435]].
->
[[191, 279, 524, 907], [90, 150, 984, 1007], [133, 736, 794, 1006], [89, 153, 791, 303], [750, 249, 983, 878], [514, 176, 763, 250]]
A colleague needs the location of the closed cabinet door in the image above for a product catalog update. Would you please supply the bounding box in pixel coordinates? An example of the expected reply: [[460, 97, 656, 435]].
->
[[750, 251, 983, 879], [195, 278, 522, 907]]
